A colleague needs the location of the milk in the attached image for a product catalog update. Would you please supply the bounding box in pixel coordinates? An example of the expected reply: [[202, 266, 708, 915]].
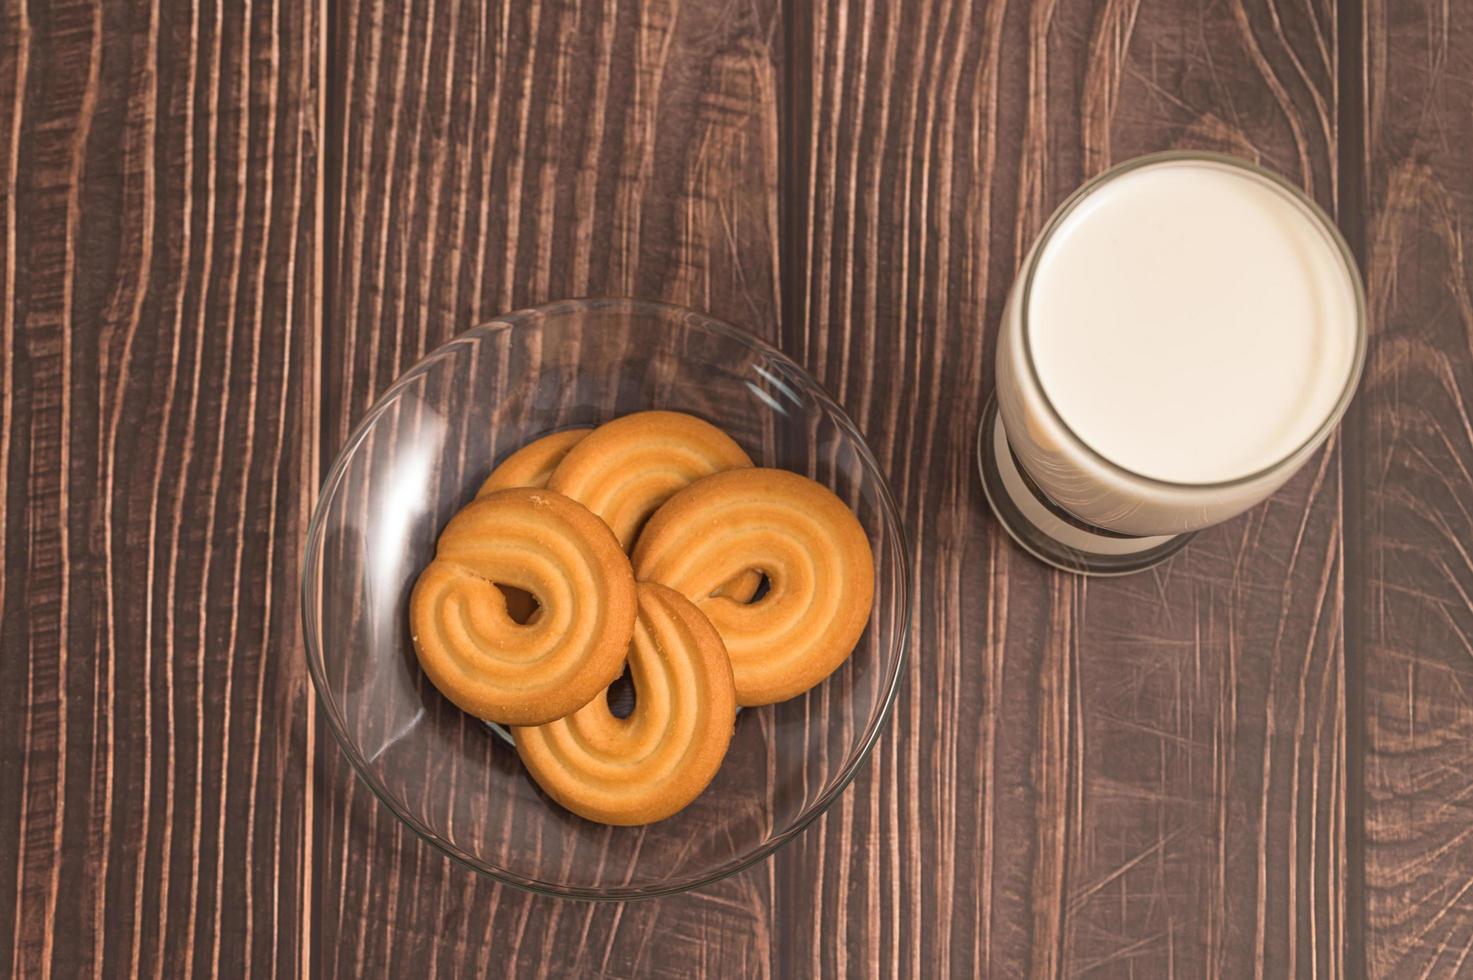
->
[[993, 156, 1364, 537]]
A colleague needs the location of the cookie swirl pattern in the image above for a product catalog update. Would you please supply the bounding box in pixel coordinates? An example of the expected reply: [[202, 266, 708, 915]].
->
[[410, 488, 637, 726], [546, 411, 754, 550], [475, 428, 593, 622], [632, 468, 875, 706], [513, 583, 737, 825]]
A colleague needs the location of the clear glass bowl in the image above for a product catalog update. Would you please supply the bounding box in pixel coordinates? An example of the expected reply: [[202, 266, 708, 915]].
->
[[302, 299, 910, 899]]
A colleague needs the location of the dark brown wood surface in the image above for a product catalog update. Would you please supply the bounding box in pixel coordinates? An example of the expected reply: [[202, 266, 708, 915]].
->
[[1357, 0, 1473, 973], [320, 1, 782, 976], [0, 0, 321, 976], [784, 1, 1349, 975], [2, 0, 1471, 976]]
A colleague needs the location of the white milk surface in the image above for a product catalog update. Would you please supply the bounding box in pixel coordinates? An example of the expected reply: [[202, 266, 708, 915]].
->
[[1026, 160, 1358, 485]]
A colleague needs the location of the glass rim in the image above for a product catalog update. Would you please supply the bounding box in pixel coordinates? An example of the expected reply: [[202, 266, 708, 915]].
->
[[299, 297, 912, 900], [1016, 150, 1369, 491]]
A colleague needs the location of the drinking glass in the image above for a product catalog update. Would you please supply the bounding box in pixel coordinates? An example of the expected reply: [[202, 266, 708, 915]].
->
[[978, 152, 1367, 575]]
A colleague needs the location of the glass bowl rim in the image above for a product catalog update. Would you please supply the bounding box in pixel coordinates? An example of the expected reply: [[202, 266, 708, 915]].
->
[[300, 297, 912, 900]]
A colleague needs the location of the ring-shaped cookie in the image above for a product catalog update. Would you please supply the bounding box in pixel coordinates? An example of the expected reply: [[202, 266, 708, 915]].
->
[[475, 428, 593, 622], [410, 488, 637, 725], [546, 411, 754, 550], [512, 582, 736, 825], [632, 468, 874, 706]]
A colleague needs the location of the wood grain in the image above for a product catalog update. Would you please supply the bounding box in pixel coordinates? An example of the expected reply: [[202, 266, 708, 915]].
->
[[320, 0, 783, 975], [0, 0, 321, 976], [1357, 0, 1473, 973], [782, 0, 1348, 974], [1057, 2, 1354, 955], [5, 0, 1473, 974]]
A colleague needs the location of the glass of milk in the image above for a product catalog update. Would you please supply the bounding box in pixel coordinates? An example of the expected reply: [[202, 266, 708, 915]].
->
[[978, 152, 1366, 575]]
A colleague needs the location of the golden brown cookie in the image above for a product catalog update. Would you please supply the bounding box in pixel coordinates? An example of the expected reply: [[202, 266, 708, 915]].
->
[[476, 427, 591, 498], [475, 427, 593, 622], [410, 488, 637, 726], [512, 582, 736, 825], [632, 468, 874, 706], [546, 411, 754, 551]]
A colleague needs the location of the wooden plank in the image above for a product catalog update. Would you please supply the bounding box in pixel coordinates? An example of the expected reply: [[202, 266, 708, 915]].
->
[[1357, 0, 1473, 973], [319, 0, 782, 974], [782, 0, 1348, 974], [0, 0, 320, 976]]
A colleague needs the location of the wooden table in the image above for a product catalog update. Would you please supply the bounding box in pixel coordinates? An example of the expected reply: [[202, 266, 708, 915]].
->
[[2, 0, 1470, 975]]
